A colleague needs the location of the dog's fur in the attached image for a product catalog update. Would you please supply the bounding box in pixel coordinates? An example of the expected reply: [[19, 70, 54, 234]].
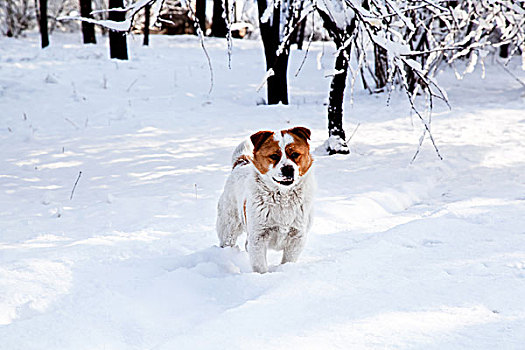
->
[[216, 127, 315, 273]]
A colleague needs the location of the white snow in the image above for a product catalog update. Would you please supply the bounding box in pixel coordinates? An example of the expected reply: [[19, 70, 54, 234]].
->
[[1, 32, 525, 349]]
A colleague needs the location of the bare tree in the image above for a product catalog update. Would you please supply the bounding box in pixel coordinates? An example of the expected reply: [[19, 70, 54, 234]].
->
[[108, 0, 128, 59], [195, 0, 206, 33], [316, 8, 355, 154], [59, 0, 159, 58], [211, 0, 227, 37], [38, 0, 49, 48], [257, 0, 305, 105], [79, 0, 96, 44], [143, 4, 150, 45], [373, 44, 388, 90]]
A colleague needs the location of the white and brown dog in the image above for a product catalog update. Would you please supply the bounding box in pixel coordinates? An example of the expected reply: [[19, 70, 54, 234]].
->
[[216, 127, 315, 273]]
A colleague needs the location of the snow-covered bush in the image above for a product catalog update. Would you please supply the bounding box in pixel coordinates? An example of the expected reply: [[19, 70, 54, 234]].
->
[[1, 0, 36, 36], [1, 0, 84, 37]]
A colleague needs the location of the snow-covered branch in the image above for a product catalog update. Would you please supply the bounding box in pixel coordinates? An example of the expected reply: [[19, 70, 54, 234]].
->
[[59, 0, 157, 32]]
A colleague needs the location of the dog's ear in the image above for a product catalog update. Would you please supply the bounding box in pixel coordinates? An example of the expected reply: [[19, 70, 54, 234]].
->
[[286, 127, 311, 141], [250, 130, 274, 151]]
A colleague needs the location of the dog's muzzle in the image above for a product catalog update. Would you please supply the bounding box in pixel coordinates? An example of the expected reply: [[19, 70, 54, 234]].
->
[[273, 165, 295, 186]]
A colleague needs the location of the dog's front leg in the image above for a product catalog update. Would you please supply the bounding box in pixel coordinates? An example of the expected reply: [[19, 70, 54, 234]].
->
[[281, 227, 306, 264], [247, 230, 270, 273]]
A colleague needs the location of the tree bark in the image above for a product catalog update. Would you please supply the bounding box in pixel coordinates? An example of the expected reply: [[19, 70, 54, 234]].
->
[[406, 23, 429, 93], [374, 44, 388, 89], [143, 4, 150, 46], [257, 0, 289, 105], [38, 0, 49, 48], [266, 50, 289, 105], [317, 8, 357, 154], [195, 0, 206, 34], [79, 0, 96, 44], [108, 0, 128, 60], [296, 18, 306, 50], [499, 43, 509, 58], [211, 0, 227, 37], [327, 47, 350, 142]]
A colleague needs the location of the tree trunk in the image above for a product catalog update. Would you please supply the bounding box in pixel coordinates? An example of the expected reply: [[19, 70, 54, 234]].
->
[[325, 46, 351, 154], [195, 0, 206, 34], [289, 1, 304, 49], [327, 47, 350, 142], [266, 50, 289, 105], [143, 4, 150, 46], [374, 44, 388, 89], [499, 43, 509, 58], [211, 0, 227, 37], [79, 0, 96, 44], [108, 0, 128, 60], [407, 29, 429, 93], [363, 0, 387, 91], [317, 8, 356, 154], [38, 0, 49, 48], [257, 0, 289, 105], [296, 18, 306, 50]]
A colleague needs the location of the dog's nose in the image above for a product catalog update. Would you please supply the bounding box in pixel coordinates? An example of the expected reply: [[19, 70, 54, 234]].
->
[[281, 165, 294, 178]]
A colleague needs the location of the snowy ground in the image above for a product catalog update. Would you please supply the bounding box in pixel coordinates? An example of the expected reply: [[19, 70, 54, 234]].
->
[[1, 32, 525, 349]]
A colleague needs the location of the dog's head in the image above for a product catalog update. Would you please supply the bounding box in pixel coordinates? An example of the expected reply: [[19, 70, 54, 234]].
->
[[250, 127, 313, 189]]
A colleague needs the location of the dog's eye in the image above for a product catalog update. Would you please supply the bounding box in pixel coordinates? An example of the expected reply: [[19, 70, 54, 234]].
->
[[269, 154, 280, 161], [290, 152, 300, 159]]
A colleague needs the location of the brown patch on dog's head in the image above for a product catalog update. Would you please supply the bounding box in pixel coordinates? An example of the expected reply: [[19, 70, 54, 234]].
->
[[285, 126, 311, 142], [282, 127, 313, 176], [250, 131, 274, 152], [250, 130, 281, 174]]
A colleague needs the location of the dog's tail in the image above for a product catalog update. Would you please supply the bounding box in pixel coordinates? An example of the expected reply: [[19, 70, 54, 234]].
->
[[231, 139, 253, 170]]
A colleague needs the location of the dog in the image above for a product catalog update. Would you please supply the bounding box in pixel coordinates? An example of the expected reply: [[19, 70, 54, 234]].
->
[[216, 127, 315, 273]]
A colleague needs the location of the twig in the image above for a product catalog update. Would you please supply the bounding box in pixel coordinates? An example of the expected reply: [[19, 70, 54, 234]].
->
[[65, 118, 79, 129], [498, 61, 525, 89], [70, 171, 82, 200], [295, 14, 316, 77], [59, 0, 157, 33], [197, 30, 214, 95], [347, 123, 360, 142], [126, 78, 139, 92], [225, 0, 234, 69], [162, 11, 214, 94], [276, 6, 315, 57], [256, 68, 275, 92]]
